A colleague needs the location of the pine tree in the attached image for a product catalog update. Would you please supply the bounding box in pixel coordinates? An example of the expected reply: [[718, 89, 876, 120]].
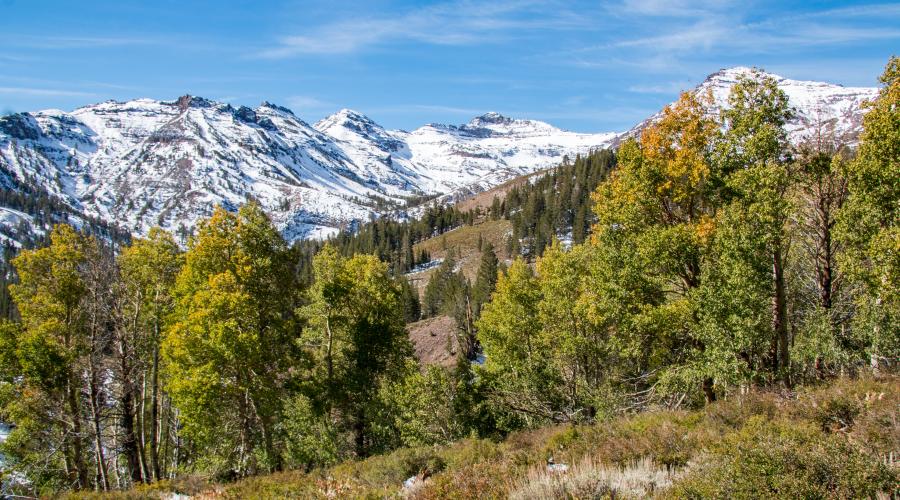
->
[[398, 276, 421, 323], [472, 243, 499, 319], [422, 253, 459, 318], [401, 231, 414, 272]]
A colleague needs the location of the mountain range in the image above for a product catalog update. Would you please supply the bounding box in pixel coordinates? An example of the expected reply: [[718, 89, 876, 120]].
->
[[0, 67, 878, 246]]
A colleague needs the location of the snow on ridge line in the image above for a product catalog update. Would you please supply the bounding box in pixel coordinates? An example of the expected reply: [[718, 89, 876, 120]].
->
[[0, 67, 880, 242]]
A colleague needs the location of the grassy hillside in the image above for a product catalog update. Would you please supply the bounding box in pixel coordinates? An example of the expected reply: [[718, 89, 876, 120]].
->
[[77, 375, 898, 499], [452, 169, 545, 214], [407, 219, 512, 293]]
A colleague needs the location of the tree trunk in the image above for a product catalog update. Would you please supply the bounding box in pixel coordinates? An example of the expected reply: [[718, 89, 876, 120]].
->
[[150, 342, 161, 481], [702, 377, 716, 404], [137, 370, 151, 481], [817, 219, 835, 310], [172, 408, 181, 477], [67, 375, 89, 489], [160, 397, 171, 478], [325, 315, 334, 386], [88, 362, 110, 491], [772, 244, 791, 387], [119, 354, 144, 484]]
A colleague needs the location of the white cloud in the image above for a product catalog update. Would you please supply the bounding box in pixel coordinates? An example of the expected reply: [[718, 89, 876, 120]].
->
[[615, 0, 738, 18], [258, 0, 586, 57], [560, 2, 900, 70]]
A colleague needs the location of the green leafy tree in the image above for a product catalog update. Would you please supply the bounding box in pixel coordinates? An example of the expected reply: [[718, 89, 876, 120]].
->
[[377, 360, 467, 447], [714, 70, 795, 385], [3, 225, 95, 490], [837, 56, 900, 366], [300, 245, 413, 458], [476, 258, 554, 428], [163, 203, 300, 475], [117, 228, 183, 482], [589, 90, 724, 402], [536, 242, 611, 420]]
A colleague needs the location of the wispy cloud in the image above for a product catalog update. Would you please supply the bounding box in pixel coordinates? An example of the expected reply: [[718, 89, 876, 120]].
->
[[614, 0, 737, 18], [0, 75, 144, 92], [562, 1, 900, 70], [0, 53, 38, 62], [258, 0, 586, 57]]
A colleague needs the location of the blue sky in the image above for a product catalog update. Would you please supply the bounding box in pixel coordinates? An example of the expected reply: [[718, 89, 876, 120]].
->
[[0, 0, 897, 132]]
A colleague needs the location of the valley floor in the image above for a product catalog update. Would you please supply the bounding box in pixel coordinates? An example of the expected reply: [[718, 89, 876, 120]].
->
[[70, 374, 899, 499]]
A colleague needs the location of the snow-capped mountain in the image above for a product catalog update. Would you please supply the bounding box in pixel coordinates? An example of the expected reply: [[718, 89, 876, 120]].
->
[[0, 67, 879, 243], [317, 109, 618, 203], [0, 101, 618, 242], [625, 67, 878, 145]]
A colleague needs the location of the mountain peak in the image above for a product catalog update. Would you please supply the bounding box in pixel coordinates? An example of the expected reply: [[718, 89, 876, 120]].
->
[[334, 108, 368, 119], [469, 111, 512, 126], [174, 94, 214, 110], [0, 69, 878, 243], [315, 109, 382, 135], [327, 108, 377, 126], [258, 101, 295, 115], [703, 66, 794, 87]]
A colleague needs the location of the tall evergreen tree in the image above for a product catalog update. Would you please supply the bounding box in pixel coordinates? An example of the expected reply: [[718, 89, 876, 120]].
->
[[472, 243, 499, 319]]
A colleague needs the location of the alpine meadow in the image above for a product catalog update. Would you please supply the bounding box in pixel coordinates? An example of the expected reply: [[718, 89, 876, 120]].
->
[[0, 1, 897, 498]]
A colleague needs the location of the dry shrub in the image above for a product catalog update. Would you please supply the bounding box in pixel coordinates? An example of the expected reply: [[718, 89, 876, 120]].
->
[[509, 457, 675, 500], [414, 461, 510, 500], [790, 375, 900, 458], [667, 416, 898, 499]]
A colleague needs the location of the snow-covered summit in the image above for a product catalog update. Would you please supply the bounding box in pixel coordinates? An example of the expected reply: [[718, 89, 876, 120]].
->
[[625, 67, 878, 144], [709, 67, 876, 142]]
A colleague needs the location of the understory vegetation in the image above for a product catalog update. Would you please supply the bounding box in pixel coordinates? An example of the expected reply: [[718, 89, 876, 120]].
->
[[0, 59, 896, 497], [67, 376, 900, 498]]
